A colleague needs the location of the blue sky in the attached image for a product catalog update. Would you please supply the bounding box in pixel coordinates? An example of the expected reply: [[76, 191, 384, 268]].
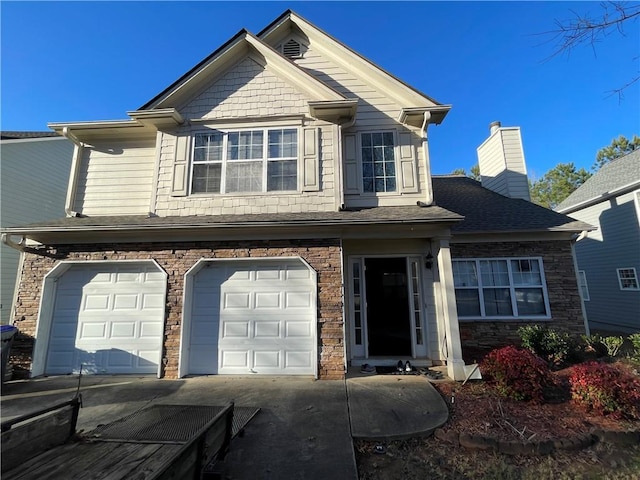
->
[[2, 1, 638, 176]]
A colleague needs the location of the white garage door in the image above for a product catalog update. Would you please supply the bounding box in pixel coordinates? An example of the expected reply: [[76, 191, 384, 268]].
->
[[46, 263, 166, 375], [188, 260, 316, 375]]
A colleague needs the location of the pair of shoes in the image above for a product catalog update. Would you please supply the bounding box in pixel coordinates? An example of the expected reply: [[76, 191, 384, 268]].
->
[[360, 363, 376, 374]]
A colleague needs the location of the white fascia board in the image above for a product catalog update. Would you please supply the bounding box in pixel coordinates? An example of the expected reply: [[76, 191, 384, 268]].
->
[[285, 13, 443, 109], [48, 119, 140, 132], [0, 136, 66, 144], [127, 108, 184, 127]]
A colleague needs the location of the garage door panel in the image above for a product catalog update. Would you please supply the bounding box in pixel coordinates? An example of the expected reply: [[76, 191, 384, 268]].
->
[[84, 294, 110, 311], [285, 351, 312, 368], [190, 259, 316, 376], [254, 321, 280, 338], [80, 322, 107, 339], [220, 350, 249, 368], [285, 291, 312, 308], [254, 350, 280, 368], [255, 292, 281, 308], [222, 321, 249, 338], [46, 264, 165, 375]]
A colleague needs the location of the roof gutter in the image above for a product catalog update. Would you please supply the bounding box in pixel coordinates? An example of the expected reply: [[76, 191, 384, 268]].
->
[[421, 111, 433, 205], [1, 233, 27, 252], [60, 127, 85, 218]]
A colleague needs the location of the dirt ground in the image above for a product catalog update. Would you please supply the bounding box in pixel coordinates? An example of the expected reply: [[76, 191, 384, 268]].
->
[[355, 362, 640, 479]]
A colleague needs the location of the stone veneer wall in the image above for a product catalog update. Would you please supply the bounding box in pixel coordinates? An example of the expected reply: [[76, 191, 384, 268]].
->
[[451, 240, 586, 350], [11, 239, 344, 380]]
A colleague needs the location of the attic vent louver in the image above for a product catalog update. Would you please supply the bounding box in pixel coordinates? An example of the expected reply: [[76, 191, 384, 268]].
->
[[282, 39, 301, 59]]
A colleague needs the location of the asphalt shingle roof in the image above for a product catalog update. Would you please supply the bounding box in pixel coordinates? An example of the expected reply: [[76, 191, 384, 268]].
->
[[0, 131, 59, 140], [432, 175, 591, 233], [555, 149, 640, 213], [3, 178, 590, 238]]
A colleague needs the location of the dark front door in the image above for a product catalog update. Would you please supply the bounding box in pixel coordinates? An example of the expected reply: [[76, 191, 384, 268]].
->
[[364, 257, 412, 356]]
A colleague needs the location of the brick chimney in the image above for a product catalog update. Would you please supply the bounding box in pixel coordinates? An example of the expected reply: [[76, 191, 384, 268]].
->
[[476, 121, 531, 201]]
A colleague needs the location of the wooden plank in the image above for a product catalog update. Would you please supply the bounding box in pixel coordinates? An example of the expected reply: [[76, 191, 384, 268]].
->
[[88, 443, 174, 480], [2, 442, 86, 480], [1, 405, 76, 473]]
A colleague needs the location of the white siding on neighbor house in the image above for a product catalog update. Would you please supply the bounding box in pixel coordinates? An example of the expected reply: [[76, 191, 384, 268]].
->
[[180, 56, 309, 120], [0, 138, 73, 323], [73, 139, 156, 215], [477, 128, 530, 200], [572, 191, 640, 332]]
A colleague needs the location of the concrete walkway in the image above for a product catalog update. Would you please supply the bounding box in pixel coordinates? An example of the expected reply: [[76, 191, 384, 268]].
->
[[1, 372, 449, 479], [347, 372, 449, 440]]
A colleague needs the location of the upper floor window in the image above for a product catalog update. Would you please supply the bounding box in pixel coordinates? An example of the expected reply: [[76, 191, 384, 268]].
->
[[453, 258, 550, 319], [617, 268, 639, 291], [361, 132, 396, 193], [191, 128, 297, 194]]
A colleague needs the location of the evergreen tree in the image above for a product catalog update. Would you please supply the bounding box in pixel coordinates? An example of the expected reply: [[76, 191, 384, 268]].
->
[[594, 134, 640, 170], [530, 163, 592, 209]]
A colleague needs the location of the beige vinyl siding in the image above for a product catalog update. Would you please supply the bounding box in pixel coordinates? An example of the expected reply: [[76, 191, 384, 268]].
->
[[73, 139, 155, 215], [293, 43, 430, 207], [294, 44, 404, 127], [0, 137, 73, 323], [180, 56, 309, 120], [477, 127, 530, 200], [154, 124, 337, 216]]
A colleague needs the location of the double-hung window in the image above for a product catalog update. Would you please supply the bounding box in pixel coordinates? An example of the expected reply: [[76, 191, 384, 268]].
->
[[191, 128, 298, 194], [453, 258, 550, 319], [361, 132, 396, 193], [617, 268, 639, 291]]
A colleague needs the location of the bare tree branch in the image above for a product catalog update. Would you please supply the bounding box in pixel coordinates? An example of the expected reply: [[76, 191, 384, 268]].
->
[[537, 2, 640, 97]]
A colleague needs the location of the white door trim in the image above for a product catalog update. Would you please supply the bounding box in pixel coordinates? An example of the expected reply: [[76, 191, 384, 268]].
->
[[33, 260, 167, 378], [179, 256, 318, 378]]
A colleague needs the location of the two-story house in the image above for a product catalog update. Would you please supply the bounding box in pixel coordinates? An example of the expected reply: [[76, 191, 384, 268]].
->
[[2, 11, 590, 381], [556, 149, 640, 333]]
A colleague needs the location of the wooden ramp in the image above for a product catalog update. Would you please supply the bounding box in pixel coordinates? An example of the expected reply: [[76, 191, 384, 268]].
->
[[2, 402, 258, 480]]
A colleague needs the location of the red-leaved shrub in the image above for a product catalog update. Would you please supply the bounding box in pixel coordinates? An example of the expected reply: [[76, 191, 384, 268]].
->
[[480, 345, 553, 402], [569, 361, 640, 419]]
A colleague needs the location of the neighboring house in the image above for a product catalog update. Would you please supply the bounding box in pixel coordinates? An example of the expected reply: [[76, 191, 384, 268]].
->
[[556, 150, 640, 333], [2, 11, 590, 381], [0, 132, 73, 325]]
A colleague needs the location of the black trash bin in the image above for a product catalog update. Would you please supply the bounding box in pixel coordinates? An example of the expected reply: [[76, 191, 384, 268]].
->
[[1, 325, 18, 383]]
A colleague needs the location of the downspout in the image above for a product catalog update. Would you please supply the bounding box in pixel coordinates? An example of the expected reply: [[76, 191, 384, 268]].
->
[[61, 127, 85, 217], [420, 111, 433, 205], [571, 233, 590, 336]]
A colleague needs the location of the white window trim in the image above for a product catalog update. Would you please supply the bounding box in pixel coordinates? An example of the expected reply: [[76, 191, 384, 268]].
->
[[578, 270, 590, 301], [617, 267, 640, 291], [189, 126, 300, 195], [356, 129, 400, 196], [453, 257, 552, 321]]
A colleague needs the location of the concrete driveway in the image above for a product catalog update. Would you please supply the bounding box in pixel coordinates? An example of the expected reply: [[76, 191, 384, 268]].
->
[[2, 372, 449, 479], [2, 375, 357, 479]]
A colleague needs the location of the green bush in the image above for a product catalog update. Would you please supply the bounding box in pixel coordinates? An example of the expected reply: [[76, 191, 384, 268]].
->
[[481, 345, 553, 403], [601, 336, 624, 357], [518, 325, 578, 367], [569, 361, 640, 419], [629, 333, 640, 360]]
